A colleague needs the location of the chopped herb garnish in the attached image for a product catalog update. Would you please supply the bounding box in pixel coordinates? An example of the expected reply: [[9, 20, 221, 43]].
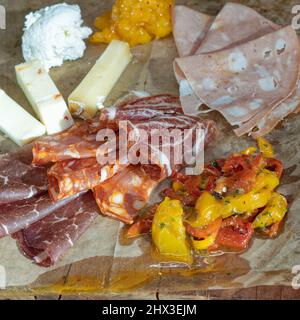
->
[[211, 160, 218, 168], [159, 222, 166, 229]]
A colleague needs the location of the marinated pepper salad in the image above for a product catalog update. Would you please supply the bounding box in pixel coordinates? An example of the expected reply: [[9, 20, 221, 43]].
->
[[125, 138, 287, 264]]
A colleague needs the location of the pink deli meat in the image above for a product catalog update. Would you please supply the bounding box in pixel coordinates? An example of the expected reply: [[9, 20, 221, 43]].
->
[[175, 26, 300, 135], [173, 3, 300, 136], [13, 192, 99, 267], [172, 5, 213, 57]]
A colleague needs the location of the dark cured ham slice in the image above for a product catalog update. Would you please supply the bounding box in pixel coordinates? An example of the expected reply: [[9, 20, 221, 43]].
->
[[94, 165, 160, 224], [0, 145, 48, 205], [32, 118, 102, 165], [13, 192, 99, 267], [0, 193, 79, 238], [172, 5, 213, 57], [175, 26, 300, 135]]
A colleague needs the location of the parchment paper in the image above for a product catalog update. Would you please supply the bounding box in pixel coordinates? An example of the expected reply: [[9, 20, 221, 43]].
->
[[1, 0, 300, 298]]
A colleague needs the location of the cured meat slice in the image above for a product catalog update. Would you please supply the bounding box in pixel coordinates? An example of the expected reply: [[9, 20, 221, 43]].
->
[[93, 165, 160, 224], [173, 3, 279, 115], [13, 192, 99, 267], [48, 158, 127, 201], [172, 5, 213, 57], [195, 2, 279, 54], [0, 145, 48, 204], [99, 94, 183, 129], [94, 118, 217, 224], [32, 118, 102, 165], [175, 26, 300, 134], [251, 80, 300, 138], [33, 95, 182, 165], [0, 193, 78, 238]]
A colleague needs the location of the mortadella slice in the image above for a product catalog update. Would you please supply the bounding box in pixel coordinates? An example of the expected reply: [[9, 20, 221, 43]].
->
[[251, 80, 300, 138], [195, 2, 279, 54], [172, 5, 213, 57], [13, 192, 99, 267], [174, 2, 280, 115], [175, 26, 300, 135]]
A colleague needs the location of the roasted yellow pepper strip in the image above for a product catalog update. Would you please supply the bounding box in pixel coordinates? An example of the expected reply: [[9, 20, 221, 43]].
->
[[257, 137, 274, 158], [252, 192, 287, 229], [152, 197, 192, 263], [189, 192, 222, 227], [241, 146, 257, 155], [191, 232, 218, 251], [222, 188, 272, 218], [172, 180, 185, 192], [253, 169, 280, 191]]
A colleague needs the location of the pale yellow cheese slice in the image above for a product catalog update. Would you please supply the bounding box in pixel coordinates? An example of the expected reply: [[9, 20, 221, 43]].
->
[[15, 60, 74, 135], [68, 40, 132, 119], [0, 89, 46, 146]]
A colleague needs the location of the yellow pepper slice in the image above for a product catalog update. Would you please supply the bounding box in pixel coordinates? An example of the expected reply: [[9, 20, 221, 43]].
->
[[257, 137, 274, 158], [222, 188, 272, 218], [189, 192, 222, 227], [252, 192, 287, 229], [191, 232, 218, 251], [241, 146, 257, 155], [152, 197, 192, 263], [253, 169, 279, 191]]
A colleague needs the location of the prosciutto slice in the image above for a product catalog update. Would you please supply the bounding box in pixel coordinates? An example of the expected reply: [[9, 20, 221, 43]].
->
[[0, 193, 78, 238], [0, 145, 48, 204], [99, 94, 183, 129], [13, 192, 99, 267], [175, 26, 300, 135]]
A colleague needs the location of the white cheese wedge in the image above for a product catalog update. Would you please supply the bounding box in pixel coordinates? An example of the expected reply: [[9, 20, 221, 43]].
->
[[0, 89, 46, 146], [15, 60, 74, 135], [68, 40, 133, 119]]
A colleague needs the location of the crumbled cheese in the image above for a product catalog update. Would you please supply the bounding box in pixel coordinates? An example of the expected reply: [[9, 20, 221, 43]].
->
[[22, 3, 92, 71]]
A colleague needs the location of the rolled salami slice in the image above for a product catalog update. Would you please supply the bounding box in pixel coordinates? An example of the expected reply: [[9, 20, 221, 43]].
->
[[0, 145, 48, 205], [32, 118, 103, 165], [13, 192, 99, 267], [48, 158, 128, 201], [93, 165, 160, 224]]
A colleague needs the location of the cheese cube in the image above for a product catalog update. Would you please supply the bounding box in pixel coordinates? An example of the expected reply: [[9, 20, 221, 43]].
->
[[68, 40, 132, 119], [15, 60, 74, 135], [0, 89, 46, 146]]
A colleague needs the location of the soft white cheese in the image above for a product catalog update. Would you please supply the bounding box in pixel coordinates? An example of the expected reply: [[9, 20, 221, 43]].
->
[[0, 89, 46, 146], [15, 60, 74, 135], [68, 40, 133, 119], [22, 3, 92, 71]]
